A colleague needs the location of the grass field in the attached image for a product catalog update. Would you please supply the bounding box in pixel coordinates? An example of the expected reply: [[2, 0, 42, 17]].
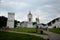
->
[[0, 31, 45, 40], [9, 28, 36, 33], [9, 28, 46, 34], [49, 28, 60, 34]]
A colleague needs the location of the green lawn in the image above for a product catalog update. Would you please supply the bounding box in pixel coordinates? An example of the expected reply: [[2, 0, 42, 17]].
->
[[0, 31, 45, 40], [9, 28, 46, 34], [9, 28, 36, 33], [49, 28, 60, 34]]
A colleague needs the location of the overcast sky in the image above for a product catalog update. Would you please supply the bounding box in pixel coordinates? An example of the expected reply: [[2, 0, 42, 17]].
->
[[0, 0, 60, 24]]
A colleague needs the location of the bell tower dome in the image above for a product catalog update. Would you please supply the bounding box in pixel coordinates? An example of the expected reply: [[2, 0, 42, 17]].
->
[[28, 11, 32, 22]]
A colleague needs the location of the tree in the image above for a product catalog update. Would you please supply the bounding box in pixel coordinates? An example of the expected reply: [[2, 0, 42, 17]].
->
[[0, 16, 7, 28], [14, 20, 17, 28], [0, 16, 20, 28], [14, 20, 20, 28]]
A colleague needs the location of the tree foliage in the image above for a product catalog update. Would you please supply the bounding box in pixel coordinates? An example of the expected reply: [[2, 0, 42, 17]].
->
[[0, 16, 7, 28], [0, 16, 20, 28], [14, 20, 20, 28]]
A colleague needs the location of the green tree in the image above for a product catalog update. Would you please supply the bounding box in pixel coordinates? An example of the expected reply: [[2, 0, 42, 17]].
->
[[14, 20, 20, 28], [0, 16, 7, 28]]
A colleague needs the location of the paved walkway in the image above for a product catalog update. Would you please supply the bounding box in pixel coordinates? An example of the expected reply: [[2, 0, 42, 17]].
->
[[43, 30, 60, 40]]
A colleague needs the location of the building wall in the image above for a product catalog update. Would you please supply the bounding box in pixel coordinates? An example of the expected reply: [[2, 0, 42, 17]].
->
[[20, 22, 27, 28], [27, 12, 33, 28], [49, 21, 60, 28], [33, 24, 36, 28], [17, 23, 20, 28], [7, 13, 15, 28], [47, 19, 60, 28], [27, 22, 33, 28]]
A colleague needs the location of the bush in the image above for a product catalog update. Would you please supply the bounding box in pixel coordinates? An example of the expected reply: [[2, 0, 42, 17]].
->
[[40, 30, 43, 34], [47, 38, 50, 40], [53, 26, 56, 28], [5, 27, 9, 30]]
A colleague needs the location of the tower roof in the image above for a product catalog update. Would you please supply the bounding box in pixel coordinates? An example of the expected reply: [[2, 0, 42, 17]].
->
[[28, 11, 32, 15]]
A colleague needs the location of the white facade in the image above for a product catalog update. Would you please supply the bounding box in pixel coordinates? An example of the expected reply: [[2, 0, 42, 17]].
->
[[27, 22, 33, 28], [20, 22, 27, 28], [7, 13, 15, 28], [20, 12, 42, 28], [17, 23, 20, 28], [45, 18, 60, 28], [27, 11, 33, 28], [48, 21, 60, 28], [36, 18, 40, 28]]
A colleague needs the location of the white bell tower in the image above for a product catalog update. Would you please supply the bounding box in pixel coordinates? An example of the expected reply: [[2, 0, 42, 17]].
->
[[28, 11, 32, 22], [27, 11, 33, 28]]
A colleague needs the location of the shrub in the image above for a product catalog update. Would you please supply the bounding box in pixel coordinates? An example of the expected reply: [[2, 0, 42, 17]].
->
[[40, 30, 43, 34]]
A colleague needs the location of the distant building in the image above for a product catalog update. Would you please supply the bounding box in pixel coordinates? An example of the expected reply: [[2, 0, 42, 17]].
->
[[31, 22, 36, 28], [20, 21, 27, 28], [20, 11, 44, 28], [36, 17, 40, 28], [27, 11, 33, 28], [17, 23, 20, 28], [45, 17, 60, 28], [7, 12, 15, 28], [6, 12, 60, 28]]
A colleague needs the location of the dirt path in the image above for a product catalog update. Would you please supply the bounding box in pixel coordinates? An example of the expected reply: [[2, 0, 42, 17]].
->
[[43, 30, 60, 40]]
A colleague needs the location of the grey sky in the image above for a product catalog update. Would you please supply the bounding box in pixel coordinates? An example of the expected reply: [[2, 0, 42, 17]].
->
[[0, 0, 60, 24]]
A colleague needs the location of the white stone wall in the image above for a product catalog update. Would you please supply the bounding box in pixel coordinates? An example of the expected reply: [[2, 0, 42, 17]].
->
[[20, 22, 27, 28], [17, 23, 20, 28], [27, 22, 33, 28], [47, 19, 60, 28], [36, 18, 41, 28], [33, 24, 36, 28], [7, 13, 15, 28], [51, 21, 60, 28]]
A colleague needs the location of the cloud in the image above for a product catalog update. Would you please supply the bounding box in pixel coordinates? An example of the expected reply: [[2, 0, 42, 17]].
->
[[0, 0, 60, 24], [0, 11, 8, 17]]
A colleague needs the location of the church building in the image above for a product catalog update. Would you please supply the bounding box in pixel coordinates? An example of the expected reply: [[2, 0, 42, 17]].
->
[[20, 11, 42, 28], [27, 11, 33, 28]]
